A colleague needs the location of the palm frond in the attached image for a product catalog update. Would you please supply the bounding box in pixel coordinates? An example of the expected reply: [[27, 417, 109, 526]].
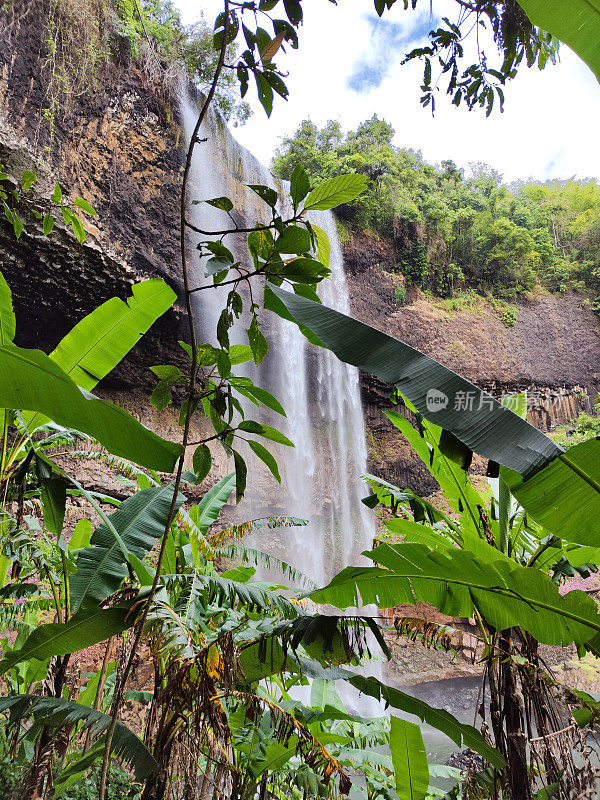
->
[[333, 718, 391, 749], [208, 516, 308, 548], [69, 449, 159, 485], [178, 507, 213, 559], [218, 545, 318, 590], [0, 694, 157, 779], [149, 597, 203, 658], [161, 572, 300, 619]]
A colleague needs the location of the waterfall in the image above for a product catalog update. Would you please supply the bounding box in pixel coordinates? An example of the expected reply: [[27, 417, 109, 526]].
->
[[180, 92, 376, 586]]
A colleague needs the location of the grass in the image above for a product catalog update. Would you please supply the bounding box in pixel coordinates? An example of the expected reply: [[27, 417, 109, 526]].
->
[[550, 410, 600, 450], [427, 290, 481, 315]]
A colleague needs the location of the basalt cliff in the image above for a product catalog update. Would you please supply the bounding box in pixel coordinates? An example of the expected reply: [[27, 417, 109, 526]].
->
[[2, 0, 600, 499]]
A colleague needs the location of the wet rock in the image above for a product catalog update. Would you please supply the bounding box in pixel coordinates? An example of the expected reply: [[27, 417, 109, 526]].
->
[[445, 748, 486, 773]]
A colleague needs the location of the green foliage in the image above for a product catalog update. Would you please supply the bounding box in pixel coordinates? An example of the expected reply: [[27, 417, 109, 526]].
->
[[0, 601, 142, 675], [314, 541, 600, 649], [390, 717, 429, 800], [552, 411, 600, 449], [487, 297, 519, 327], [70, 484, 185, 610], [517, 0, 600, 82], [0, 695, 156, 779], [57, 764, 141, 800], [273, 121, 600, 299], [1, 163, 95, 244], [128, 1, 252, 124], [0, 344, 181, 471], [392, 0, 558, 116], [2, 3, 598, 798], [393, 285, 406, 304]]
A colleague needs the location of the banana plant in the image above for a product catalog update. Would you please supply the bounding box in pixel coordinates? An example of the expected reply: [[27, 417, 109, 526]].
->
[[0, 269, 180, 482], [309, 398, 600, 799], [267, 286, 600, 549]]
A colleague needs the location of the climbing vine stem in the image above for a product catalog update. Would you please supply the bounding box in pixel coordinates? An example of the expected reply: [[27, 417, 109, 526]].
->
[[96, 4, 231, 797]]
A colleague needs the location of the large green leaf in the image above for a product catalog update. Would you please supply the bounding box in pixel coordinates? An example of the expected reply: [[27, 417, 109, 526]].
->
[[22, 279, 176, 432], [384, 408, 492, 548], [0, 344, 182, 471], [0, 270, 15, 345], [347, 674, 504, 770], [238, 637, 300, 683], [390, 717, 429, 800], [0, 695, 156, 779], [267, 287, 560, 478], [502, 438, 600, 547], [268, 288, 600, 544], [70, 484, 185, 610], [191, 472, 236, 536], [0, 273, 16, 438], [50, 279, 176, 390], [517, 0, 600, 82], [0, 600, 140, 676], [311, 543, 600, 651], [303, 175, 368, 211]]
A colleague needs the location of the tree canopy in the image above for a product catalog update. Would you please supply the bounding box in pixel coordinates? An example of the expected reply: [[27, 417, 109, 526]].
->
[[274, 116, 600, 300]]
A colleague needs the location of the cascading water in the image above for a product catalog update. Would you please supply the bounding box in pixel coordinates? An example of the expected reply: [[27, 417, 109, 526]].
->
[[180, 90, 375, 588]]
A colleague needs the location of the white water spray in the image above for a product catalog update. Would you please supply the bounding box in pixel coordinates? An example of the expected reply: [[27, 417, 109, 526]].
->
[[180, 92, 376, 587]]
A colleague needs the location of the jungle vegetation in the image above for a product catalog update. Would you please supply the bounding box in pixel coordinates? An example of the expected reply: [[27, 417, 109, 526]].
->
[[274, 117, 600, 301], [1, 1, 600, 800]]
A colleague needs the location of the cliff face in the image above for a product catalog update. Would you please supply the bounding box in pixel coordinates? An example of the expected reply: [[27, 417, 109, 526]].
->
[[0, 0, 186, 389], [343, 228, 600, 490], [2, 5, 599, 497]]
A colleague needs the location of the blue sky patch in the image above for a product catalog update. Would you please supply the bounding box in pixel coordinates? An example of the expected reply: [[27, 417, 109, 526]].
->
[[347, 13, 436, 94]]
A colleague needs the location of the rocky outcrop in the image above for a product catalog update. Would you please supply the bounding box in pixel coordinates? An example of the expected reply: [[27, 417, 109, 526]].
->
[[2, 4, 599, 500], [0, 0, 186, 390]]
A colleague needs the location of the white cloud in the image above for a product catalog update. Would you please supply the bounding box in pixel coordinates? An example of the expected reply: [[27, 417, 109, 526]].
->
[[175, 0, 600, 182]]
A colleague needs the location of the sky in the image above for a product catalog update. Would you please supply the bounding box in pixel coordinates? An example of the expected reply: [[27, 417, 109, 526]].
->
[[174, 0, 600, 183]]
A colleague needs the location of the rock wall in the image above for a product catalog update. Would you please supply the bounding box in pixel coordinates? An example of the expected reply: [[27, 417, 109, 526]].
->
[[343, 229, 600, 490], [0, 0, 186, 391], [1, 4, 599, 499]]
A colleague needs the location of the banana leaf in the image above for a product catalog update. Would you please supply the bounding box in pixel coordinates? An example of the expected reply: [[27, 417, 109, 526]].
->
[[267, 288, 600, 546], [502, 438, 600, 547], [311, 542, 600, 651], [390, 717, 429, 800], [0, 271, 15, 345], [22, 278, 176, 432], [50, 279, 176, 391], [0, 599, 141, 676], [517, 0, 600, 82], [266, 287, 559, 478], [0, 694, 156, 779], [0, 344, 182, 471], [70, 484, 185, 610]]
